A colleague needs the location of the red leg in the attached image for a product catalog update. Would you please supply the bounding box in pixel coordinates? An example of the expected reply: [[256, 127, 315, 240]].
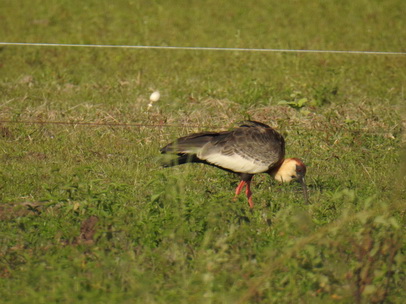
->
[[234, 180, 246, 201], [245, 181, 254, 208]]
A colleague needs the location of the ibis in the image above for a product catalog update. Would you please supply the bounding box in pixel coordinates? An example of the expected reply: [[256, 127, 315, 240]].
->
[[160, 121, 308, 208]]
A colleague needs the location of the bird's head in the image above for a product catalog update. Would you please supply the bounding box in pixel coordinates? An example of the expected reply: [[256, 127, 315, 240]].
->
[[269, 158, 308, 202]]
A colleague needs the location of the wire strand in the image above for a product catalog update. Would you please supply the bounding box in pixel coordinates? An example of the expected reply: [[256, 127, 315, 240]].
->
[[0, 119, 398, 135], [1, 42, 405, 56], [0, 119, 207, 129], [0, 119, 223, 130]]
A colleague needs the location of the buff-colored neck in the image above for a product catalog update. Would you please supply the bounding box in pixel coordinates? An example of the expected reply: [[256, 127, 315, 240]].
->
[[269, 158, 305, 183]]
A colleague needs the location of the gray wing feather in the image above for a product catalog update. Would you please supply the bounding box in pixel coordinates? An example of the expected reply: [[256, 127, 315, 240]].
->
[[160, 121, 285, 173], [199, 122, 285, 169]]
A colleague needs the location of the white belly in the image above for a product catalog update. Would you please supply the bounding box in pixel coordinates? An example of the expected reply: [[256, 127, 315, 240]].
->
[[199, 152, 269, 174]]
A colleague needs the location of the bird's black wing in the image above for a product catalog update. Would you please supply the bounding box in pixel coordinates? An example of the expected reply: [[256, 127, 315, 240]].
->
[[197, 122, 285, 174]]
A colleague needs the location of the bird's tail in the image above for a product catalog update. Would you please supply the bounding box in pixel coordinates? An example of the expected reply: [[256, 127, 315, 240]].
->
[[160, 132, 219, 154], [160, 154, 202, 167], [160, 132, 220, 167]]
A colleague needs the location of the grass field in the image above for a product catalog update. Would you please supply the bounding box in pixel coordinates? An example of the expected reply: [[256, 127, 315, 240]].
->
[[1, 0, 405, 303]]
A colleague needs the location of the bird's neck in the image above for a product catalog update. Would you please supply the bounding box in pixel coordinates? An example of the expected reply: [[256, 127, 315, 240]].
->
[[267, 159, 285, 180], [268, 158, 297, 183]]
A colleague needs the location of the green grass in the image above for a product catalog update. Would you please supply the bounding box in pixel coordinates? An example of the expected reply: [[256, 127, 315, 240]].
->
[[1, 0, 405, 303]]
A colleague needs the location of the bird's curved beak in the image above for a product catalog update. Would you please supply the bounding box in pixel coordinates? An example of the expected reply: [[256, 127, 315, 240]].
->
[[298, 177, 309, 204]]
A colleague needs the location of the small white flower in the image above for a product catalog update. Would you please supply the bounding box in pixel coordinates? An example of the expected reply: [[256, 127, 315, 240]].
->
[[149, 91, 160, 102]]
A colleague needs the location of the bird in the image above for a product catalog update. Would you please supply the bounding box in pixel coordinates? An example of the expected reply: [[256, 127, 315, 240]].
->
[[160, 120, 308, 208]]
